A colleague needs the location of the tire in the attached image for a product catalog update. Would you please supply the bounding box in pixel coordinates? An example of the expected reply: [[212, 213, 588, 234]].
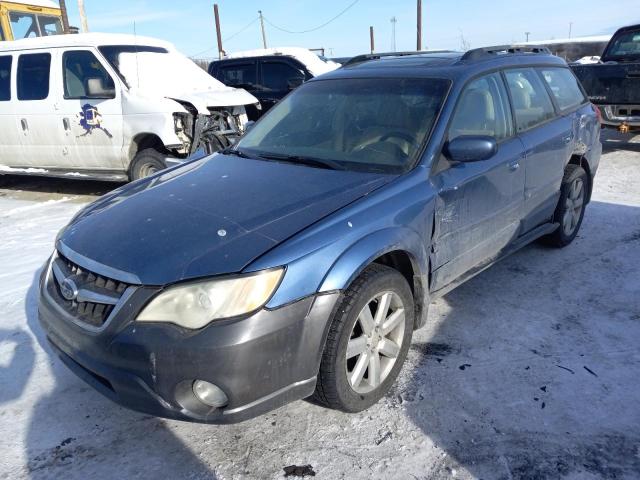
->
[[312, 264, 414, 412], [129, 148, 167, 181], [544, 164, 588, 247]]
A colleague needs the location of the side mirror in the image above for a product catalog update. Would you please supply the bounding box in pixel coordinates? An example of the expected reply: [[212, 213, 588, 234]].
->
[[444, 135, 497, 162], [86, 77, 115, 97], [287, 77, 304, 90]]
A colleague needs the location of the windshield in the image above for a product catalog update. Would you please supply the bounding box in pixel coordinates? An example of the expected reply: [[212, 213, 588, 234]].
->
[[98, 45, 227, 92], [605, 29, 640, 60], [9, 12, 62, 38], [237, 77, 450, 173]]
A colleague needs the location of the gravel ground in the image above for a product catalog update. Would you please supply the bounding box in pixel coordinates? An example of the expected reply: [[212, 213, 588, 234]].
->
[[0, 131, 639, 480]]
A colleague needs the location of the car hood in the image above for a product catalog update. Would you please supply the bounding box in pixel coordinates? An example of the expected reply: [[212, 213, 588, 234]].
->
[[58, 155, 393, 286], [166, 88, 259, 114]]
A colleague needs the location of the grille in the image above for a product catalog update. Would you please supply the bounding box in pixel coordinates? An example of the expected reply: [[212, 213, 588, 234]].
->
[[48, 253, 131, 328]]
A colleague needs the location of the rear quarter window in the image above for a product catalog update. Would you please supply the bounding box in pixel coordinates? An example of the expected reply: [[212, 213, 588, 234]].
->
[[539, 67, 586, 111], [0, 56, 11, 101]]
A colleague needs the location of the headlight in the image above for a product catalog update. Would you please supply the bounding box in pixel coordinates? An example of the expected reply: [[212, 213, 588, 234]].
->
[[137, 268, 284, 329]]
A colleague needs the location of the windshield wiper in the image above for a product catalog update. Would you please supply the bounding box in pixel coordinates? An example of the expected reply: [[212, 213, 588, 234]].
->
[[253, 152, 344, 170], [220, 147, 253, 159]]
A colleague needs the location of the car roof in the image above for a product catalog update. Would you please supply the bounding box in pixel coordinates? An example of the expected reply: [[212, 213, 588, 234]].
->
[[314, 46, 568, 83], [0, 33, 175, 53]]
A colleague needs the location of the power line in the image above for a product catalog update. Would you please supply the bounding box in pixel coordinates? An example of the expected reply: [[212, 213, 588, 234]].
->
[[262, 0, 360, 34], [190, 16, 259, 57]]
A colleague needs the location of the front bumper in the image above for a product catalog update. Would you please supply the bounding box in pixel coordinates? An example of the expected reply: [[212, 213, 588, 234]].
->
[[38, 265, 340, 424]]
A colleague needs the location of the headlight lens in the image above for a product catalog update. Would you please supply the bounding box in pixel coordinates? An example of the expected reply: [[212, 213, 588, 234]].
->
[[136, 268, 284, 329]]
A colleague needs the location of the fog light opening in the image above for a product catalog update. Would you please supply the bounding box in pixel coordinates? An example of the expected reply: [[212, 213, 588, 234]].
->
[[192, 380, 228, 408]]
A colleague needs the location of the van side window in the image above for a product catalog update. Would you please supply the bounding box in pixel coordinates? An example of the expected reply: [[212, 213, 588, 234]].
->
[[63, 50, 116, 99], [218, 63, 257, 89], [0, 56, 11, 101], [539, 67, 586, 111], [505, 68, 556, 132], [17, 53, 51, 101], [449, 72, 513, 141]]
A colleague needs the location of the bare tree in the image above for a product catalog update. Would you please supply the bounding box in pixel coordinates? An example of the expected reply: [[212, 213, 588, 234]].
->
[[78, 0, 89, 33]]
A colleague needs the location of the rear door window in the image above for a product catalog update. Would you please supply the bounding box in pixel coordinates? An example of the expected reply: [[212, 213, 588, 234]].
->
[[539, 67, 586, 111], [449, 72, 513, 141], [504, 68, 556, 132], [0, 56, 11, 101], [17, 53, 51, 100], [217, 62, 257, 89], [63, 50, 116, 99], [261, 61, 305, 91]]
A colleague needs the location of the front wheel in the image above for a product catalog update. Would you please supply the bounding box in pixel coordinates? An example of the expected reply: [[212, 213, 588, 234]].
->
[[544, 164, 588, 247], [129, 148, 167, 181], [312, 264, 414, 412]]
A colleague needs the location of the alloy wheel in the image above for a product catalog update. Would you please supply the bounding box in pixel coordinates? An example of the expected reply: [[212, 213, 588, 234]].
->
[[345, 291, 406, 394], [562, 177, 585, 236]]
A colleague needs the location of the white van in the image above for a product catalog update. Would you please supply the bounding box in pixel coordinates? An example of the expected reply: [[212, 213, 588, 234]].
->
[[0, 33, 259, 181]]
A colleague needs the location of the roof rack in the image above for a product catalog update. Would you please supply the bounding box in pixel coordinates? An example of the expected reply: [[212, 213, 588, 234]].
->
[[344, 50, 453, 67], [460, 45, 552, 62]]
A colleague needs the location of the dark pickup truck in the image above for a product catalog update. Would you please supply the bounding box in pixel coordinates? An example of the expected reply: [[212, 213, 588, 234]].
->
[[572, 24, 640, 132]]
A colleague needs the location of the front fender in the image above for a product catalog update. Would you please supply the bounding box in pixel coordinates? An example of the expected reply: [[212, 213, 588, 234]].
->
[[319, 227, 428, 293]]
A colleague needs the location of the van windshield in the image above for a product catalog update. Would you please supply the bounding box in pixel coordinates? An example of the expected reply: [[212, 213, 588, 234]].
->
[[99, 45, 226, 93], [236, 77, 450, 173]]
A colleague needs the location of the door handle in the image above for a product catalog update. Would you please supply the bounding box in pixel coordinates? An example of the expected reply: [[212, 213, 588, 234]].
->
[[508, 160, 520, 171], [20, 118, 28, 132], [63, 118, 71, 131]]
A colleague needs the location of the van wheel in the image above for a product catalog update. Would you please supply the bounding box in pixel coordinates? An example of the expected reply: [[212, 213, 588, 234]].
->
[[312, 264, 414, 412], [129, 148, 166, 181], [544, 164, 588, 247]]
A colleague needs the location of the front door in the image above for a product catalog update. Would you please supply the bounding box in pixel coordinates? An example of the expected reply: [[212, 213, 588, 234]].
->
[[55, 48, 124, 171], [430, 72, 526, 292]]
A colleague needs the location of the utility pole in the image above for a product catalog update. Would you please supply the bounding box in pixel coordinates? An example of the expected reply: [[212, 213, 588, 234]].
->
[[369, 26, 375, 53], [417, 0, 422, 51], [58, 0, 70, 33], [568, 22, 573, 39], [214, 4, 224, 59], [258, 10, 267, 49], [77, 0, 89, 32], [525, 31, 531, 42], [390, 16, 397, 51]]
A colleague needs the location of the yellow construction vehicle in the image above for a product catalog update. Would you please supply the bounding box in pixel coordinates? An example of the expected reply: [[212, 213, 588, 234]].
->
[[0, 0, 63, 41]]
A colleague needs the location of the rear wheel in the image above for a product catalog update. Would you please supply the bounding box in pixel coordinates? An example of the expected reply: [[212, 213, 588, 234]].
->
[[544, 164, 588, 247], [129, 148, 167, 181], [313, 264, 414, 412]]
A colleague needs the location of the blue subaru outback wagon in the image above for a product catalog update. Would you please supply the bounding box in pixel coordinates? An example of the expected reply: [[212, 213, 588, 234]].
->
[[39, 46, 601, 423]]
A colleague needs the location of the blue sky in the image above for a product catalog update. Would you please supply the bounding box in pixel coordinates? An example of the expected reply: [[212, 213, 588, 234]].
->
[[62, 0, 640, 58]]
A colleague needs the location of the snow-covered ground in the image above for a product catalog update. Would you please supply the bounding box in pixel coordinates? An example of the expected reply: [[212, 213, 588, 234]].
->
[[1, 132, 639, 479]]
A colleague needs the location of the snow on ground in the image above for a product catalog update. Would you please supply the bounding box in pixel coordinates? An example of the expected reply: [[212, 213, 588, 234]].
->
[[0, 131, 639, 479]]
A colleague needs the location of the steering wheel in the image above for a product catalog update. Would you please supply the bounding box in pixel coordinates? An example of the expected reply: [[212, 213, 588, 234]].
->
[[379, 131, 419, 149]]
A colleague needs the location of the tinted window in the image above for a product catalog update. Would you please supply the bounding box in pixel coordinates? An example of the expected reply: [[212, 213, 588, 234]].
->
[[238, 77, 450, 173], [505, 68, 556, 132], [540, 68, 586, 111], [17, 53, 51, 100], [217, 62, 256, 89], [0, 56, 11, 101], [262, 61, 305, 91], [63, 50, 115, 99], [606, 29, 640, 59], [9, 12, 39, 39], [449, 73, 513, 141]]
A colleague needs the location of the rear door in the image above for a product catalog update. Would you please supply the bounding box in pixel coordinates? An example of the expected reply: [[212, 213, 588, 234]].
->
[[0, 54, 20, 167], [56, 48, 124, 171], [15, 50, 58, 168], [257, 57, 308, 113], [504, 67, 569, 233], [431, 72, 526, 292]]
